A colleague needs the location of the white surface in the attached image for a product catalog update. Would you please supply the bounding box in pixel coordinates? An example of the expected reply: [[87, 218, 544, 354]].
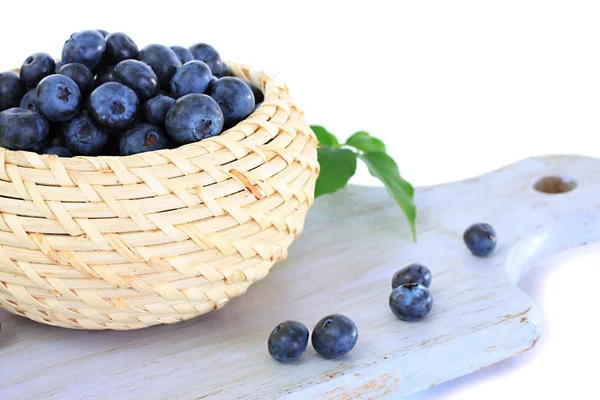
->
[[1, 1, 600, 398]]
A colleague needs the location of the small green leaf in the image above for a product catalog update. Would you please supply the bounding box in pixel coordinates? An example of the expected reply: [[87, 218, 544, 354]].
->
[[311, 125, 339, 148], [359, 152, 416, 239], [345, 131, 386, 153], [315, 147, 357, 197]]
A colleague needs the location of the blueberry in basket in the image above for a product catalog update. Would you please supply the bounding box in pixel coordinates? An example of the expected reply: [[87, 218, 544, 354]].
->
[[0, 29, 264, 157], [19, 89, 39, 112], [119, 123, 170, 156], [208, 77, 255, 128], [59, 63, 94, 98], [0, 108, 49, 150], [143, 95, 175, 126], [20, 52, 55, 89], [165, 94, 224, 144], [0, 71, 25, 111], [113, 59, 159, 102], [62, 110, 110, 156]]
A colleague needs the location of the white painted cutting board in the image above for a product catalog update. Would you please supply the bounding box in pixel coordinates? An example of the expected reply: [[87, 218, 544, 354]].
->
[[1, 154, 596, 399]]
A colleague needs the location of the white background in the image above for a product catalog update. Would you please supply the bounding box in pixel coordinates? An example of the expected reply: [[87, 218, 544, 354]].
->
[[2, 1, 600, 398]]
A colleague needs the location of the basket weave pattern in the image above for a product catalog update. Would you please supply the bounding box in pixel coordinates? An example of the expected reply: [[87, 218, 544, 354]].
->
[[0, 63, 319, 330]]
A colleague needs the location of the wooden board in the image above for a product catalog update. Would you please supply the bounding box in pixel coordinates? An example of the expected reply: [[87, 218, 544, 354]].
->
[[1, 154, 595, 399]]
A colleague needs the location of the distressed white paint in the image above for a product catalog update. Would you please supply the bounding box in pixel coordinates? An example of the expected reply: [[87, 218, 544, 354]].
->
[[1, 154, 596, 399]]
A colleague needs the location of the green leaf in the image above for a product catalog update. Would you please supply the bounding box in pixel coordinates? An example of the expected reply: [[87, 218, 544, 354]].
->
[[345, 131, 386, 153], [315, 147, 357, 197], [311, 125, 339, 148], [359, 152, 416, 239]]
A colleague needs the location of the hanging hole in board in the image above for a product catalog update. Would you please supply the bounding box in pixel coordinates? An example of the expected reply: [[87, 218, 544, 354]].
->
[[533, 176, 577, 194]]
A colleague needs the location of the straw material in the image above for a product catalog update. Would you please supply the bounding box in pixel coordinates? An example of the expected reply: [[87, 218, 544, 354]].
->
[[0, 62, 319, 330]]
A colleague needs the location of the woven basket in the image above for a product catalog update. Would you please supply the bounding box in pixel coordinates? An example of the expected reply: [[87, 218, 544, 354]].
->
[[0, 62, 319, 330]]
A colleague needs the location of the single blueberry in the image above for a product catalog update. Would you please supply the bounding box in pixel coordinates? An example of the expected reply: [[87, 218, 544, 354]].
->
[[170, 46, 193, 64], [208, 77, 255, 128], [54, 60, 64, 73], [463, 223, 497, 257], [96, 29, 110, 38], [165, 94, 224, 144], [170, 61, 212, 98], [36, 74, 82, 122], [19, 89, 39, 112], [0, 108, 49, 150], [114, 60, 159, 102], [95, 64, 116, 87], [143, 95, 175, 126], [392, 263, 432, 289], [62, 111, 110, 155], [389, 283, 433, 322], [119, 123, 170, 156], [311, 314, 358, 359], [59, 63, 94, 98], [188, 43, 225, 76], [267, 321, 309, 362], [30, 136, 49, 153], [43, 146, 72, 157], [240, 78, 264, 104], [105, 32, 139, 64], [88, 82, 139, 131], [20, 52, 56, 89], [138, 44, 181, 89], [0, 71, 25, 111], [62, 30, 106, 72]]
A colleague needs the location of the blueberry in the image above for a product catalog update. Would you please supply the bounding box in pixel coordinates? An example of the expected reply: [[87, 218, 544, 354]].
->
[[188, 43, 225, 76], [208, 77, 255, 128], [62, 30, 106, 72], [312, 314, 358, 359], [392, 263, 432, 289], [19, 89, 39, 112], [463, 223, 497, 257], [54, 60, 64, 73], [138, 44, 181, 89], [88, 82, 139, 131], [36, 75, 82, 122], [240, 78, 264, 104], [170, 46, 193, 64], [0, 71, 25, 111], [267, 321, 309, 362], [59, 63, 94, 98], [114, 60, 159, 102], [0, 108, 49, 150], [20, 53, 56, 89], [119, 123, 170, 156], [165, 94, 224, 144], [105, 32, 139, 64], [96, 29, 110, 38], [43, 146, 72, 157], [389, 283, 433, 321], [62, 111, 110, 155], [95, 64, 116, 87], [170, 61, 212, 98], [143, 95, 175, 126]]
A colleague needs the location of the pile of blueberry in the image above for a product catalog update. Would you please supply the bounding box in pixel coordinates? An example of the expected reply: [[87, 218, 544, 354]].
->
[[268, 314, 358, 362], [0, 30, 263, 157]]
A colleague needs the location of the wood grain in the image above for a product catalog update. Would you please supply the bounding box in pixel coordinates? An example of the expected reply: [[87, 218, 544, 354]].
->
[[2, 154, 595, 399]]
